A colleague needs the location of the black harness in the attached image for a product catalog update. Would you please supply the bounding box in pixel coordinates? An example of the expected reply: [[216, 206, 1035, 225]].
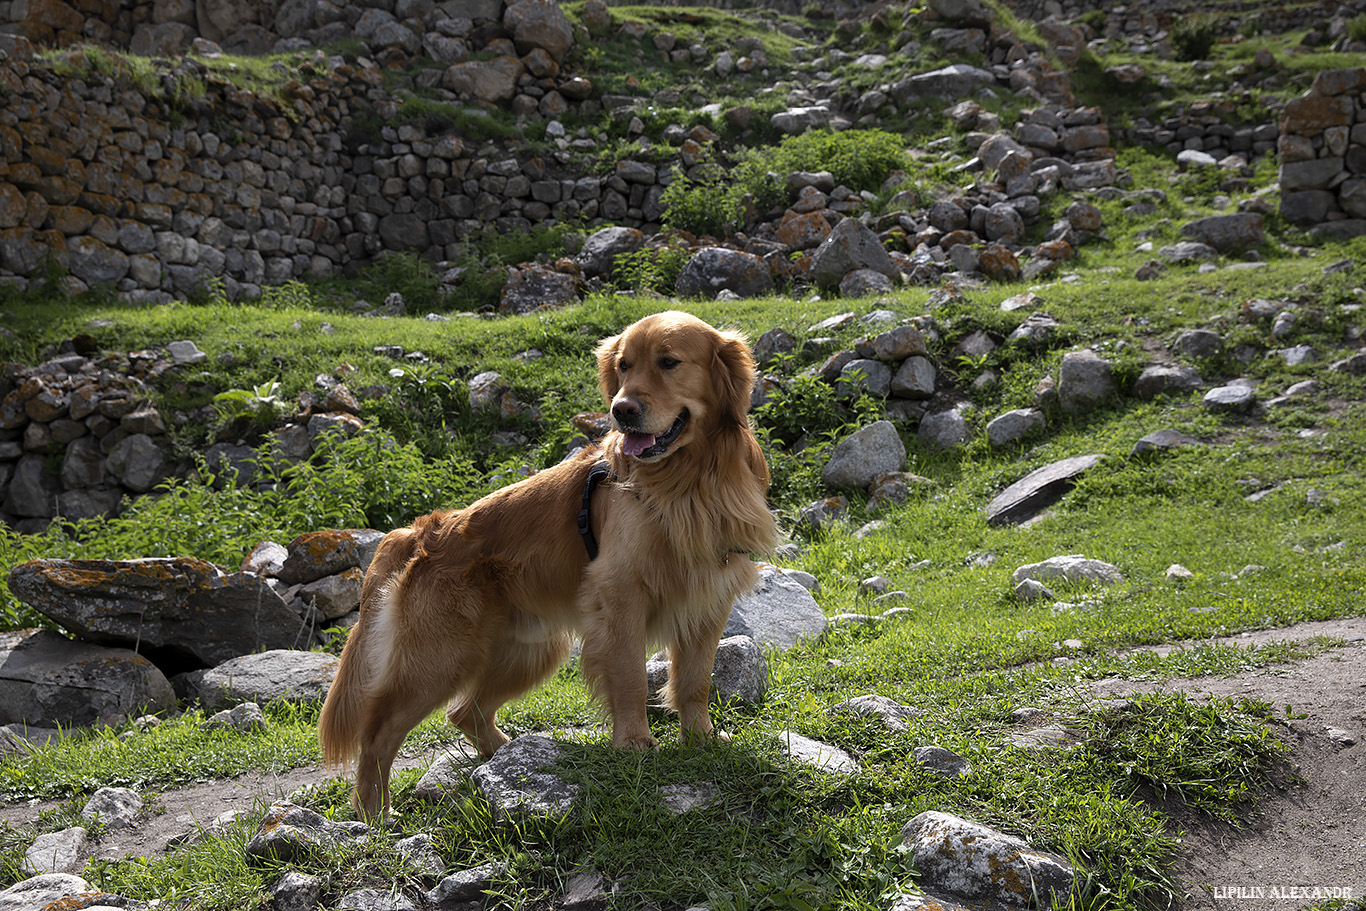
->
[[576, 460, 612, 560]]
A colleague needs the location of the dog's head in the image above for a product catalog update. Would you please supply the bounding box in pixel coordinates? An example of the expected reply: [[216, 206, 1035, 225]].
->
[[596, 311, 756, 463]]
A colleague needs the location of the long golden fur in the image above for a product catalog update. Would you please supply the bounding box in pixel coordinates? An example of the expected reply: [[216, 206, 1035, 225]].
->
[[318, 311, 777, 818]]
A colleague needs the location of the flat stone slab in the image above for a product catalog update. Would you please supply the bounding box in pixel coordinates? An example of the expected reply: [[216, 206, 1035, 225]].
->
[[0, 629, 174, 728], [196, 650, 339, 712], [985, 454, 1104, 526], [8, 558, 308, 669]]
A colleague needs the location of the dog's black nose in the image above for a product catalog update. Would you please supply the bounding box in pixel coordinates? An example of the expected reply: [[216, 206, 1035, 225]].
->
[[612, 397, 643, 424]]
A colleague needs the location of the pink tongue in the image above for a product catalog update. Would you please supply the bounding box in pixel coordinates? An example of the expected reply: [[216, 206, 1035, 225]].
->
[[622, 432, 656, 456]]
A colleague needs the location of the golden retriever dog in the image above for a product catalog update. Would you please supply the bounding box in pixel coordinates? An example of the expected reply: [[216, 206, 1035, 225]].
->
[[318, 311, 777, 818]]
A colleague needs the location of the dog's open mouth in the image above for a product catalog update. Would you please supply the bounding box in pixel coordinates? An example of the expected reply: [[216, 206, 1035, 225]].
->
[[620, 411, 689, 458]]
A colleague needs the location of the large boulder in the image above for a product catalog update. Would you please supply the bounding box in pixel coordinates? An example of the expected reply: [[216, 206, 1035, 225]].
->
[[443, 56, 525, 105], [8, 558, 309, 669], [194, 650, 340, 712], [725, 568, 827, 649], [985, 454, 1104, 526], [809, 219, 896, 290], [574, 226, 644, 277], [890, 65, 996, 104], [0, 629, 174, 727], [675, 247, 773, 299], [503, 0, 574, 62], [901, 811, 1074, 906], [822, 421, 906, 491]]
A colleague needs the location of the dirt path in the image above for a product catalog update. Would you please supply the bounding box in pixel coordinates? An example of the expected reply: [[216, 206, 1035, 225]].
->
[[1089, 617, 1366, 910]]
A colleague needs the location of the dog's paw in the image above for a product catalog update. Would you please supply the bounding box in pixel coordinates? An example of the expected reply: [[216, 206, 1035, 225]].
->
[[617, 733, 660, 751]]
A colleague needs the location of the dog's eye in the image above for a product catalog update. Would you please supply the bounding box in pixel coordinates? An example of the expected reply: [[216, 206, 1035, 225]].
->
[[658, 357, 680, 370], [618, 360, 631, 373]]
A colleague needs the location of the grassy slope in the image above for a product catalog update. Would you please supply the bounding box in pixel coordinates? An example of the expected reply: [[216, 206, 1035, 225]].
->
[[4, 7, 1366, 911]]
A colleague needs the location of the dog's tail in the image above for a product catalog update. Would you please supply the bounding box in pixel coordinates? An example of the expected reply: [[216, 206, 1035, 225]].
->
[[318, 525, 420, 768]]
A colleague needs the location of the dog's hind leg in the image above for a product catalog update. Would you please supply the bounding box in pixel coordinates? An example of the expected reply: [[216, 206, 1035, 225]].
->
[[665, 609, 731, 746], [446, 629, 572, 757], [350, 574, 494, 819]]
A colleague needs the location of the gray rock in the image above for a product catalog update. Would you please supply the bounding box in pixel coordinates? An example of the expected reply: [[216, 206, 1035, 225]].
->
[[912, 745, 973, 777], [22, 828, 87, 876], [822, 421, 906, 491], [918, 407, 970, 449], [1203, 384, 1256, 414], [1131, 364, 1202, 398], [426, 862, 507, 908], [675, 247, 773, 299], [778, 731, 857, 775], [1173, 329, 1224, 360], [725, 567, 828, 650], [889, 892, 975, 911], [201, 701, 268, 732], [1180, 213, 1264, 251], [711, 635, 767, 706], [278, 529, 384, 585], [810, 219, 896, 290], [1057, 349, 1116, 415], [754, 328, 796, 365], [499, 264, 579, 315], [1159, 241, 1218, 263], [985, 408, 1044, 448], [659, 782, 721, 814], [1012, 555, 1124, 587], [837, 358, 893, 399], [0, 875, 119, 911], [1329, 351, 1366, 375], [3, 455, 61, 518], [855, 325, 928, 363], [830, 694, 919, 732], [271, 872, 324, 911], [197, 650, 339, 712], [412, 746, 481, 805], [472, 735, 579, 820], [1131, 429, 1204, 458], [104, 433, 166, 493], [8, 557, 307, 668], [1006, 312, 1059, 345], [890, 64, 996, 103], [336, 888, 418, 911], [81, 787, 142, 830], [574, 228, 646, 278], [985, 454, 1105, 526], [798, 496, 848, 531], [901, 811, 1074, 906], [0, 629, 174, 728], [1014, 578, 1053, 601], [839, 268, 895, 298], [245, 801, 368, 863], [890, 356, 936, 399], [395, 833, 445, 878], [300, 570, 363, 621]]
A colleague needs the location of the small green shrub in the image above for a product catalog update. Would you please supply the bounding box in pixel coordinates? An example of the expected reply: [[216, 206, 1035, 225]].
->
[[660, 164, 747, 238], [212, 380, 286, 433], [611, 245, 691, 294], [1349, 14, 1366, 43], [1172, 12, 1220, 61], [1079, 9, 1107, 32]]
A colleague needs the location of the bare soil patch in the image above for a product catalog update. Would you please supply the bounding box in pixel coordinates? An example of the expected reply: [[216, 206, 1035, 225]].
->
[[1090, 618, 1366, 909]]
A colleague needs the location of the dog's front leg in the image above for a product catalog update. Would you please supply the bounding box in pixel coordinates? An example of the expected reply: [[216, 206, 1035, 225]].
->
[[579, 599, 658, 750], [668, 609, 730, 745]]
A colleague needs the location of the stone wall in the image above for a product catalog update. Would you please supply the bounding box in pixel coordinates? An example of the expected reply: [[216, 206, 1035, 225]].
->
[[1278, 68, 1366, 237], [998, 0, 1340, 38], [0, 47, 683, 303]]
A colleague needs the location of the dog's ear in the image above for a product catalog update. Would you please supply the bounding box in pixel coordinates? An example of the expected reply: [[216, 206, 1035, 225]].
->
[[711, 330, 756, 425], [596, 332, 622, 401]]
